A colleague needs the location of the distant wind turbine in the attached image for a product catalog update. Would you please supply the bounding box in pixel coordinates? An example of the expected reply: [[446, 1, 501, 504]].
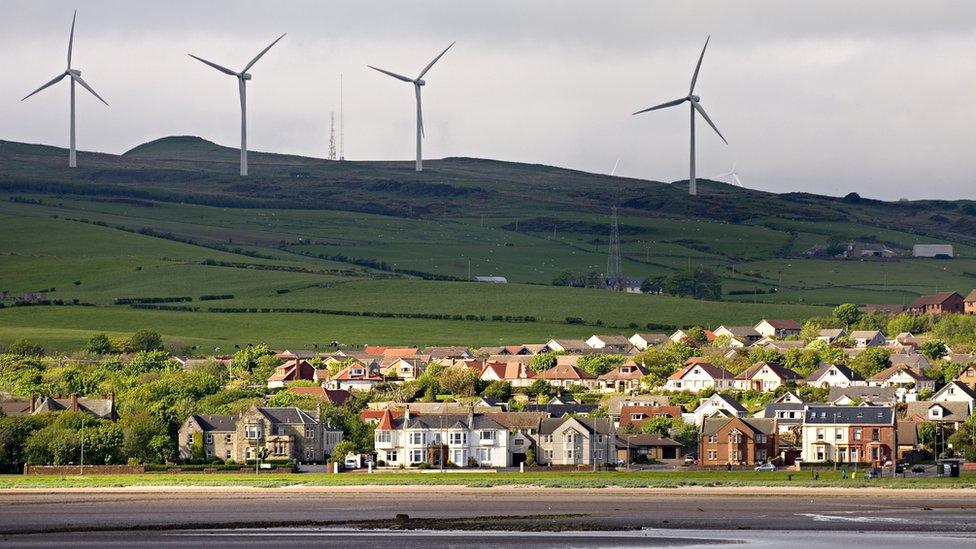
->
[[22, 11, 108, 168], [369, 42, 455, 172], [632, 36, 727, 196], [715, 162, 743, 187], [610, 158, 621, 176], [189, 33, 286, 176]]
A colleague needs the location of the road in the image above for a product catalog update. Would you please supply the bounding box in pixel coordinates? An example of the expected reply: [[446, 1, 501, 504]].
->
[[0, 486, 974, 546]]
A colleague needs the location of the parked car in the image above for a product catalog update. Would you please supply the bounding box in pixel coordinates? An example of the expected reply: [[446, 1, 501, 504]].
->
[[343, 457, 360, 469], [683, 455, 696, 465], [865, 468, 882, 479], [755, 462, 776, 472], [911, 464, 926, 474]]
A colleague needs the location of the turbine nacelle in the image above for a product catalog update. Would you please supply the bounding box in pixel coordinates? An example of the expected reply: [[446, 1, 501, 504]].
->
[[415, 79, 426, 86], [688, 94, 700, 102], [240, 73, 252, 81], [67, 69, 81, 77]]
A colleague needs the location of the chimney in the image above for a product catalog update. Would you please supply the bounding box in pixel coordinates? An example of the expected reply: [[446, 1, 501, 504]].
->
[[69, 393, 79, 412], [29, 395, 36, 413], [404, 405, 410, 422], [468, 405, 474, 429], [108, 392, 116, 421]]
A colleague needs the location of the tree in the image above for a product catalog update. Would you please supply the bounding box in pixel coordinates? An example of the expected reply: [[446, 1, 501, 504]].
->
[[577, 354, 625, 377], [190, 433, 206, 461], [919, 340, 949, 361], [332, 440, 357, 464], [7, 339, 44, 357], [439, 367, 478, 397], [832, 303, 862, 328], [640, 416, 673, 437], [886, 314, 930, 337], [685, 327, 707, 345], [948, 414, 976, 461], [482, 380, 512, 400], [524, 379, 554, 398], [84, 334, 112, 355], [529, 353, 557, 373], [849, 347, 891, 379], [748, 347, 782, 364], [640, 277, 665, 294], [130, 330, 163, 352]]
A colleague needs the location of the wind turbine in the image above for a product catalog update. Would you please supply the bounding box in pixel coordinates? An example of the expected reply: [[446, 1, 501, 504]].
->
[[610, 157, 621, 176], [633, 36, 727, 196], [189, 33, 286, 176], [22, 11, 108, 168], [715, 162, 743, 187], [368, 42, 455, 172]]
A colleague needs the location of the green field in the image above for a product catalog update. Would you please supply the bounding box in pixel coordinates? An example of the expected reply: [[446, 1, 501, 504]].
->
[[0, 470, 972, 489]]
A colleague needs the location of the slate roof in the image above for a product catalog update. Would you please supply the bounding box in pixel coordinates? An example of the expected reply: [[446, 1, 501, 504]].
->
[[539, 417, 613, 435], [734, 361, 801, 381], [869, 364, 932, 382], [0, 399, 31, 416], [701, 417, 776, 436], [828, 386, 898, 404], [192, 414, 239, 432], [758, 319, 801, 330], [803, 405, 894, 425], [806, 363, 864, 382], [258, 407, 320, 425], [908, 292, 963, 308], [703, 393, 748, 413], [31, 397, 115, 420], [522, 403, 599, 417], [760, 402, 806, 424], [904, 401, 971, 422], [615, 434, 681, 448], [388, 413, 507, 431], [485, 411, 548, 430]]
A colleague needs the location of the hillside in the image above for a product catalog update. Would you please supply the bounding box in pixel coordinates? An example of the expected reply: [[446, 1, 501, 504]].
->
[[1, 136, 975, 351]]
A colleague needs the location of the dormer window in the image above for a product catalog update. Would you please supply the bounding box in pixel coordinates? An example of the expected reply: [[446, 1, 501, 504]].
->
[[352, 368, 364, 376]]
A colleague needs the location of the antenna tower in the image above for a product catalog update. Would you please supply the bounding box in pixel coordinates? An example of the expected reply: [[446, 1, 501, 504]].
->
[[327, 112, 337, 160]]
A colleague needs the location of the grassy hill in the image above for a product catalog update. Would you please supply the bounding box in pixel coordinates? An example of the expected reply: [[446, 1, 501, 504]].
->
[[1, 136, 974, 351]]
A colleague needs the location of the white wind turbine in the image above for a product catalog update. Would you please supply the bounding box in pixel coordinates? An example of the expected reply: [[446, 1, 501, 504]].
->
[[189, 33, 286, 176], [368, 42, 455, 172], [22, 11, 108, 168], [633, 36, 727, 196], [715, 162, 743, 187]]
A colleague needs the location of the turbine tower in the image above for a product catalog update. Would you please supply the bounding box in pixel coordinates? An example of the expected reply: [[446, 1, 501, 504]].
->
[[715, 162, 743, 187], [22, 11, 108, 168], [368, 42, 455, 172], [189, 33, 286, 176], [633, 36, 727, 196]]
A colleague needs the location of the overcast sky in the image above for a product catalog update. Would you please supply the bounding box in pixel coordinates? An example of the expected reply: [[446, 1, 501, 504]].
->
[[1, 1, 974, 199]]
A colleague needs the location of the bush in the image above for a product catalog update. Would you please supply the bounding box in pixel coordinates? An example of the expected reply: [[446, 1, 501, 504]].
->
[[85, 334, 112, 355], [8, 338, 44, 357]]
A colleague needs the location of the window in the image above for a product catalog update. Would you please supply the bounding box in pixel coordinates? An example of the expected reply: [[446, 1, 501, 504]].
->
[[816, 428, 825, 441], [385, 451, 398, 462], [544, 449, 553, 459], [757, 449, 767, 461], [853, 428, 862, 441], [449, 432, 467, 445], [225, 450, 231, 459], [245, 424, 262, 440], [595, 435, 604, 444], [305, 426, 315, 439], [225, 434, 232, 444], [707, 435, 717, 444], [480, 430, 496, 442], [566, 432, 577, 444], [206, 434, 213, 444], [410, 432, 425, 445], [452, 449, 465, 464], [276, 425, 285, 436], [728, 432, 742, 444], [565, 449, 575, 460], [595, 449, 604, 460], [835, 430, 843, 441], [542, 435, 553, 443], [352, 368, 364, 376], [186, 433, 194, 445], [478, 448, 492, 463], [305, 449, 313, 460], [631, 413, 646, 421], [729, 450, 740, 460], [871, 429, 880, 442], [409, 450, 424, 464], [707, 450, 717, 461], [377, 431, 391, 443], [206, 448, 213, 457]]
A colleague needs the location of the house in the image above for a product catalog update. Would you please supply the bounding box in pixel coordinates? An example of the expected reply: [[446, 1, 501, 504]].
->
[[733, 361, 801, 391], [585, 335, 633, 352], [931, 381, 976, 413], [757, 401, 806, 434], [478, 361, 536, 388], [27, 394, 117, 421], [485, 411, 548, 464], [754, 319, 801, 340], [597, 362, 648, 393], [692, 393, 747, 427], [374, 408, 509, 468], [382, 356, 431, 381], [178, 406, 343, 463], [896, 420, 921, 460], [906, 292, 964, 315], [618, 405, 683, 430], [828, 386, 899, 406], [325, 362, 384, 392], [536, 417, 615, 466], [903, 401, 971, 428], [607, 395, 671, 422], [275, 349, 317, 361], [849, 330, 886, 348], [816, 328, 847, 344], [757, 339, 807, 353], [616, 434, 683, 463], [712, 325, 762, 347], [267, 359, 317, 389], [544, 339, 591, 354], [699, 417, 777, 466], [955, 363, 976, 390], [364, 346, 419, 358], [540, 363, 597, 389], [664, 360, 735, 393], [860, 304, 905, 315], [629, 333, 669, 351], [801, 405, 895, 465], [805, 363, 865, 389], [912, 244, 953, 258], [287, 387, 352, 406], [868, 365, 936, 393], [422, 346, 472, 360], [889, 353, 931, 371], [966, 290, 976, 315], [889, 333, 919, 350], [523, 400, 599, 418]]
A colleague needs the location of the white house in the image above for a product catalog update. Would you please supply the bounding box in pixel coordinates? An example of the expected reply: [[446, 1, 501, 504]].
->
[[850, 330, 886, 348], [930, 381, 976, 413], [733, 361, 802, 392], [629, 333, 669, 351], [816, 329, 847, 345], [754, 319, 801, 340], [712, 325, 762, 347], [544, 339, 591, 354], [664, 360, 735, 393], [373, 408, 510, 468], [804, 363, 865, 389], [585, 335, 633, 351], [868, 365, 936, 393], [691, 393, 747, 427]]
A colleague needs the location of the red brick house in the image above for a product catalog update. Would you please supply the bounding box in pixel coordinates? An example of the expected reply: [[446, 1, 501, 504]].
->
[[906, 292, 964, 315], [965, 290, 976, 315], [700, 417, 778, 466], [266, 359, 316, 389]]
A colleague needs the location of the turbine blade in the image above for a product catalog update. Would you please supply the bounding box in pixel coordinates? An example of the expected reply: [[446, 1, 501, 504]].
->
[[715, 170, 733, 178], [611, 157, 620, 176], [417, 41, 455, 79], [73, 74, 108, 106], [416, 84, 424, 138], [632, 97, 686, 115], [733, 174, 743, 187], [22, 73, 67, 101], [243, 33, 286, 73], [689, 35, 710, 94], [67, 10, 76, 69], [189, 54, 237, 76], [367, 65, 413, 83], [692, 101, 727, 144]]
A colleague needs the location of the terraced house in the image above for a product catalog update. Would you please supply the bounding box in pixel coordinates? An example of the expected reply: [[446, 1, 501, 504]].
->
[[801, 406, 895, 466], [373, 408, 510, 468], [179, 406, 343, 463]]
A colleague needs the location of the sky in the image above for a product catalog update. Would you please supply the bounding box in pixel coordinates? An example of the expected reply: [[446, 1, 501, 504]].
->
[[1, 1, 974, 200]]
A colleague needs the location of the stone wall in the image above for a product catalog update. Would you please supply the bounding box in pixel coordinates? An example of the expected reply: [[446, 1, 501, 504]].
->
[[24, 464, 146, 475]]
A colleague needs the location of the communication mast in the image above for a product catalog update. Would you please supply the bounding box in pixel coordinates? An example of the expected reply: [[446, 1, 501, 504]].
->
[[327, 112, 337, 160]]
